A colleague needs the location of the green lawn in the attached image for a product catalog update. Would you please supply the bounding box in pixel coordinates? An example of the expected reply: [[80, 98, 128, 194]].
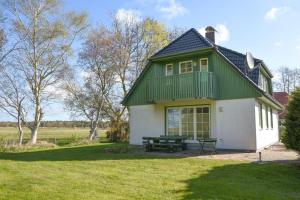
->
[[0, 143, 299, 200]]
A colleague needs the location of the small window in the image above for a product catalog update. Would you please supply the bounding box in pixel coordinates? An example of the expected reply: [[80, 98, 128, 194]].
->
[[259, 103, 263, 129], [270, 108, 273, 129], [265, 105, 269, 129], [259, 74, 268, 92], [200, 58, 208, 72], [165, 64, 173, 76], [179, 61, 193, 74]]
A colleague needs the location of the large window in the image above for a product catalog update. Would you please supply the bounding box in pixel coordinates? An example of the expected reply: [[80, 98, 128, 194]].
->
[[165, 64, 173, 76], [196, 107, 210, 139], [167, 106, 210, 140], [200, 58, 208, 72], [167, 109, 180, 136], [179, 61, 193, 74], [181, 108, 194, 139]]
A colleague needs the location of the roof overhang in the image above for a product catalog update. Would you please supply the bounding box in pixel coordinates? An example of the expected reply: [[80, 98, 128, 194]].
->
[[150, 47, 214, 61], [258, 94, 284, 110]]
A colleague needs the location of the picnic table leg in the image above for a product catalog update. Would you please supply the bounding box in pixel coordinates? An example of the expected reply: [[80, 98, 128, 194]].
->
[[200, 141, 205, 153]]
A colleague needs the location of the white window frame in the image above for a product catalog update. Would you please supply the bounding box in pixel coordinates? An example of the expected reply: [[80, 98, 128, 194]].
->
[[165, 63, 173, 76], [200, 58, 209, 72], [259, 74, 268, 92], [265, 105, 269, 129], [179, 60, 193, 74], [166, 105, 210, 141], [259, 103, 263, 129], [270, 108, 273, 129]]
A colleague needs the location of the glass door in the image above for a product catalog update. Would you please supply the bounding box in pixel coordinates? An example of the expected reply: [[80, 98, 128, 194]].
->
[[166, 106, 210, 140]]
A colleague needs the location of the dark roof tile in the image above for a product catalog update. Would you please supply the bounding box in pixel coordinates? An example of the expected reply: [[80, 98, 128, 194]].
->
[[152, 28, 212, 58]]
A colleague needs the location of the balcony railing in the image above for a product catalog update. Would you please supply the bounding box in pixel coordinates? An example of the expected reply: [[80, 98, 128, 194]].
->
[[146, 71, 217, 102]]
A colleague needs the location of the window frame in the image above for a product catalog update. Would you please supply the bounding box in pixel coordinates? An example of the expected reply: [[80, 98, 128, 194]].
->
[[179, 60, 193, 74], [166, 105, 210, 141], [165, 63, 173, 76], [259, 103, 263, 129], [200, 58, 209, 72], [265, 105, 269, 129], [259, 73, 268, 93], [270, 108, 273, 129]]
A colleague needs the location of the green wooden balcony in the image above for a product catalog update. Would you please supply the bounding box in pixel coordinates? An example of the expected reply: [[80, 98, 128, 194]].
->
[[146, 71, 217, 102]]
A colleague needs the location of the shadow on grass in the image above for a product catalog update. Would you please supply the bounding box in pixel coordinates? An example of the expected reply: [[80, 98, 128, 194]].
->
[[0, 143, 179, 161], [181, 162, 300, 200]]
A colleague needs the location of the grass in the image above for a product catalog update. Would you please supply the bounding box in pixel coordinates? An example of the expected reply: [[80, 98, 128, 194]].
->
[[0, 143, 300, 200], [0, 127, 106, 146]]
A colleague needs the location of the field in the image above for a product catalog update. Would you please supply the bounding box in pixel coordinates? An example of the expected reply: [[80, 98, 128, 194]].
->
[[0, 127, 105, 145], [0, 128, 300, 199]]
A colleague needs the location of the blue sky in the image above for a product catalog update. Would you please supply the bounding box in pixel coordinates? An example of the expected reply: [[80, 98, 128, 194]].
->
[[1, 0, 300, 121]]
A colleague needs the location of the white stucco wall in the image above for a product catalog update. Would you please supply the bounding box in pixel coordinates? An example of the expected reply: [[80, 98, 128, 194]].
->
[[129, 98, 279, 150], [129, 104, 165, 145], [255, 101, 279, 150], [215, 98, 257, 150]]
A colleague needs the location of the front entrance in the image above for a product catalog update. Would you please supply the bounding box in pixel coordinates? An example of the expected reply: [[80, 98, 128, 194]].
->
[[166, 106, 210, 141]]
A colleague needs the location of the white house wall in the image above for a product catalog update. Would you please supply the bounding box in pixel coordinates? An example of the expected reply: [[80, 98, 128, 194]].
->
[[129, 98, 279, 150], [129, 104, 165, 145], [215, 98, 257, 150], [255, 101, 279, 150]]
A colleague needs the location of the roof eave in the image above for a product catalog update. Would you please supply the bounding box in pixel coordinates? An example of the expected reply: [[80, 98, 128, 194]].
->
[[150, 47, 214, 61]]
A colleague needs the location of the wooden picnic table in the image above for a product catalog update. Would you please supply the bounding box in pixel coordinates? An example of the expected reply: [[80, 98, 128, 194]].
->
[[142, 136, 187, 152]]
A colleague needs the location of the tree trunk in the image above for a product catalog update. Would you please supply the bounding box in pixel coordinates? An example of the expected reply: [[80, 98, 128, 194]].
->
[[29, 127, 38, 144], [17, 122, 24, 146], [89, 126, 98, 140]]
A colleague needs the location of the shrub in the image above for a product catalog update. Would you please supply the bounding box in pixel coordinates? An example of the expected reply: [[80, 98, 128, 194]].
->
[[282, 88, 300, 153]]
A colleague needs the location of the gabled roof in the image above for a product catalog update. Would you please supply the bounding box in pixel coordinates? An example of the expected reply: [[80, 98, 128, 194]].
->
[[152, 28, 213, 58], [273, 92, 289, 106], [123, 28, 282, 108], [273, 92, 289, 118]]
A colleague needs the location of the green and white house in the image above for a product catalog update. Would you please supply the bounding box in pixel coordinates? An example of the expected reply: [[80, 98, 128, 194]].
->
[[122, 26, 283, 151]]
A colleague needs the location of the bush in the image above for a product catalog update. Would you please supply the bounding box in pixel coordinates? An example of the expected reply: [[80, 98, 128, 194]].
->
[[282, 88, 300, 153]]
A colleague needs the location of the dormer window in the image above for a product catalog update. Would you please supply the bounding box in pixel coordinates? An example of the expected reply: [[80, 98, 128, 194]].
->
[[165, 64, 173, 76], [179, 61, 193, 74], [200, 58, 208, 72], [259, 74, 268, 92]]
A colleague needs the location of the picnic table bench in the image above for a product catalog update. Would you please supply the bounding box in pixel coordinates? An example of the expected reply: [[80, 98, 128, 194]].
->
[[198, 138, 217, 153], [142, 136, 187, 152]]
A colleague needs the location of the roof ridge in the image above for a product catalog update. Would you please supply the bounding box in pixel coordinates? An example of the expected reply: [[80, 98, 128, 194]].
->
[[151, 28, 213, 58], [190, 28, 214, 47], [151, 28, 195, 58]]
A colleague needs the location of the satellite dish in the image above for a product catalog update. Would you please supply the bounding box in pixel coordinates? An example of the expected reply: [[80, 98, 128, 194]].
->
[[246, 52, 255, 69]]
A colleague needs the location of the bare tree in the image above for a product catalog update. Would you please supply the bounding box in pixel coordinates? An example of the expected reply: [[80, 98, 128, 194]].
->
[[0, 68, 27, 145], [275, 66, 300, 93], [4, 0, 87, 144], [103, 14, 176, 141], [64, 28, 114, 140]]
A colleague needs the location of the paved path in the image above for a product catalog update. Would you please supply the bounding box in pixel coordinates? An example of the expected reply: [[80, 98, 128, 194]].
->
[[145, 143, 300, 164], [193, 143, 300, 163]]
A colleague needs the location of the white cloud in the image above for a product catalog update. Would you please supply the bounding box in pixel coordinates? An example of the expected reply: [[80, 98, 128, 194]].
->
[[265, 7, 290, 21], [116, 8, 142, 23], [156, 0, 188, 20], [198, 24, 230, 45]]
